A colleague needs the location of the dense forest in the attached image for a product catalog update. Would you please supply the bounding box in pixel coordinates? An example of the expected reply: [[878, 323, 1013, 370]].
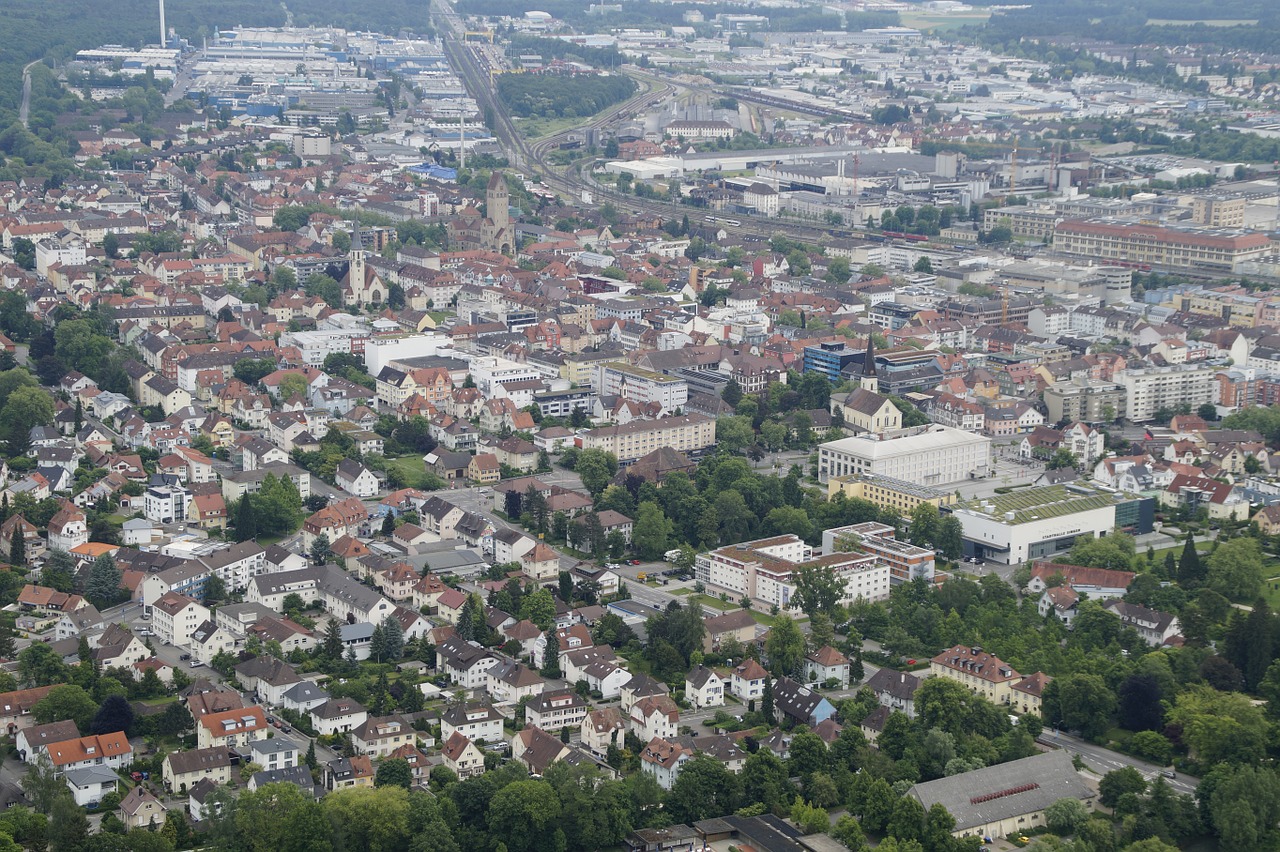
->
[[975, 0, 1280, 53], [495, 73, 637, 120]]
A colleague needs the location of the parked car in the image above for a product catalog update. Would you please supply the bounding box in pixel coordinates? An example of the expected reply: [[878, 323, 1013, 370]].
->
[[189, 660, 206, 668], [179, 653, 191, 661]]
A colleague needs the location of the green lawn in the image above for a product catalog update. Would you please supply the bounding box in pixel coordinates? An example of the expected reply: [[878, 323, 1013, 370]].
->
[[1263, 576, 1280, 610], [385, 455, 434, 489], [683, 593, 736, 612], [669, 588, 693, 596]]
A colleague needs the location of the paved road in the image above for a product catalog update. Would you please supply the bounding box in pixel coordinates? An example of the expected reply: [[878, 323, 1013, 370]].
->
[[18, 60, 40, 128], [1037, 730, 1199, 796]]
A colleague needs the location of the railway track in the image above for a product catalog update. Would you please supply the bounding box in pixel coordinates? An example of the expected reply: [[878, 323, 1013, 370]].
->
[[432, 0, 867, 246]]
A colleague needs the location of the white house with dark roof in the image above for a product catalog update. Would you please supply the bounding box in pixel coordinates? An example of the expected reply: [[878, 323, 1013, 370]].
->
[[865, 668, 921, 718], [335, 459, 379, 498], [441, 703, 505, 744], [684, 665, 724, 709]]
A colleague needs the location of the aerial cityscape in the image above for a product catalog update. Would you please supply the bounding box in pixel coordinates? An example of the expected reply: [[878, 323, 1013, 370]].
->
[[0, 0, 1277, 849]]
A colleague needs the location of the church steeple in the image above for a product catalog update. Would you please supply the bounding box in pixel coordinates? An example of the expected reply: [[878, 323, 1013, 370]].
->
[[860, 335, 879, 394], [348, 221, 365, 293]]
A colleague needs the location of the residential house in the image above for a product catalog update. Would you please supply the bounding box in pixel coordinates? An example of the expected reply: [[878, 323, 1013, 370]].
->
[[335, 459, 379, 498], [865, 668, 922, 718], [804, 646, 850, 689], [351, 716, 416, 758], [42, 731, 132, 774], [441, 703, 505, 745], [771, 677, 836, 727], [440, 732, 485, 779], [310, 698, 368, 738], [684, 666, 724, 709], [526, 690, 589, 733], [326, 756, 375, 791], [729, 659, 770, 703], [197, 707, 269, 750], [162, 746, 234, 794], [1104, 600, 1181, 646], [629, 695, 680, 743], [512, 725, 570, 776], [120, 786, 167, 830], [581, 707, 626, 756]]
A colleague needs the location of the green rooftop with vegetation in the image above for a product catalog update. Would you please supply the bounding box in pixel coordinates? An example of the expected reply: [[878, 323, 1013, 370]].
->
[[955, 484, 1116, 524]]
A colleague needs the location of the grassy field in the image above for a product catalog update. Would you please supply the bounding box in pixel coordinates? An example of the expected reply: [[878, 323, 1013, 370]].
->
[[385, 455, 434, 490], [899, 10, 991, 31], [1146, 17, 1257, 25], [1263, 575, 1280, 610]]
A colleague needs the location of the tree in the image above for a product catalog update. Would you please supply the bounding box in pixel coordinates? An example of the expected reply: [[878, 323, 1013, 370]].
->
[[379, 614, 404, 662], [908, 503, 939, 547], [486, 779, 564, 852], [761, 675, 774, 721], [49, 792, 89, 852], [1166, 685, 1269, 765], [741, 751, 792, 813], [913, 256, 934, 273], [20, 641, 69, 686], [91, 694, 135, 736], [1130, 730, 1173, 766], [376, 758, 413, 789], [323, 619, 343, 659], [935, 515, 964, 561], [22, 752, 63, 814], [1208, 765, 1280, 852], [9, 526, 24, 568], [1047, 674, 1115, 739], [721, 378, 744, 407], [33, 684, 97, 731], [1117, 673, 1165, 732], [235, 494, 258, 542], [631, 501, 673, 560], [792, 564, 844, 618], [1067, 531, 1134, 570], [310, 533, 332, 565], [521, 587, 556, 630], [715, 416, 754, 455], [765, 615, 805, 677], [1178, 534, 1205, 589], [541, 630, 561, 678], [457, 593, 484, 641], [1045, 798, 1090, 835], [1098, 767, 1146, 807], [575, 449, 618, 497], [1, 386, 53, 453], [666, 755, 742, 824], [788, 731, 830, 779], [86, 552, 125, 609], [1207, 537, 1264, 601]]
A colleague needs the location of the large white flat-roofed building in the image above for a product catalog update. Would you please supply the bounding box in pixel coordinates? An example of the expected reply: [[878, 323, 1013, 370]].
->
[[695, 534, 890, 611], [1052, 219, 1275, 273], [580, 413, 715, 465], [818, 425, 991, 486], [949, 483, 1155, 565], [596, 362, 688, 415], [1116, 365, 1215, 423]]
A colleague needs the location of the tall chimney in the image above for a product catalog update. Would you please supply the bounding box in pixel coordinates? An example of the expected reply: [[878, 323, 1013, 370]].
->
[[158, 0, 167, 46]]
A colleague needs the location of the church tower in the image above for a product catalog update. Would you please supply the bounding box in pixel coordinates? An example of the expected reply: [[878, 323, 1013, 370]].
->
[[486, 172, 509, 236], [860, 336, 880, 394], [348, 222, 365, 296]]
